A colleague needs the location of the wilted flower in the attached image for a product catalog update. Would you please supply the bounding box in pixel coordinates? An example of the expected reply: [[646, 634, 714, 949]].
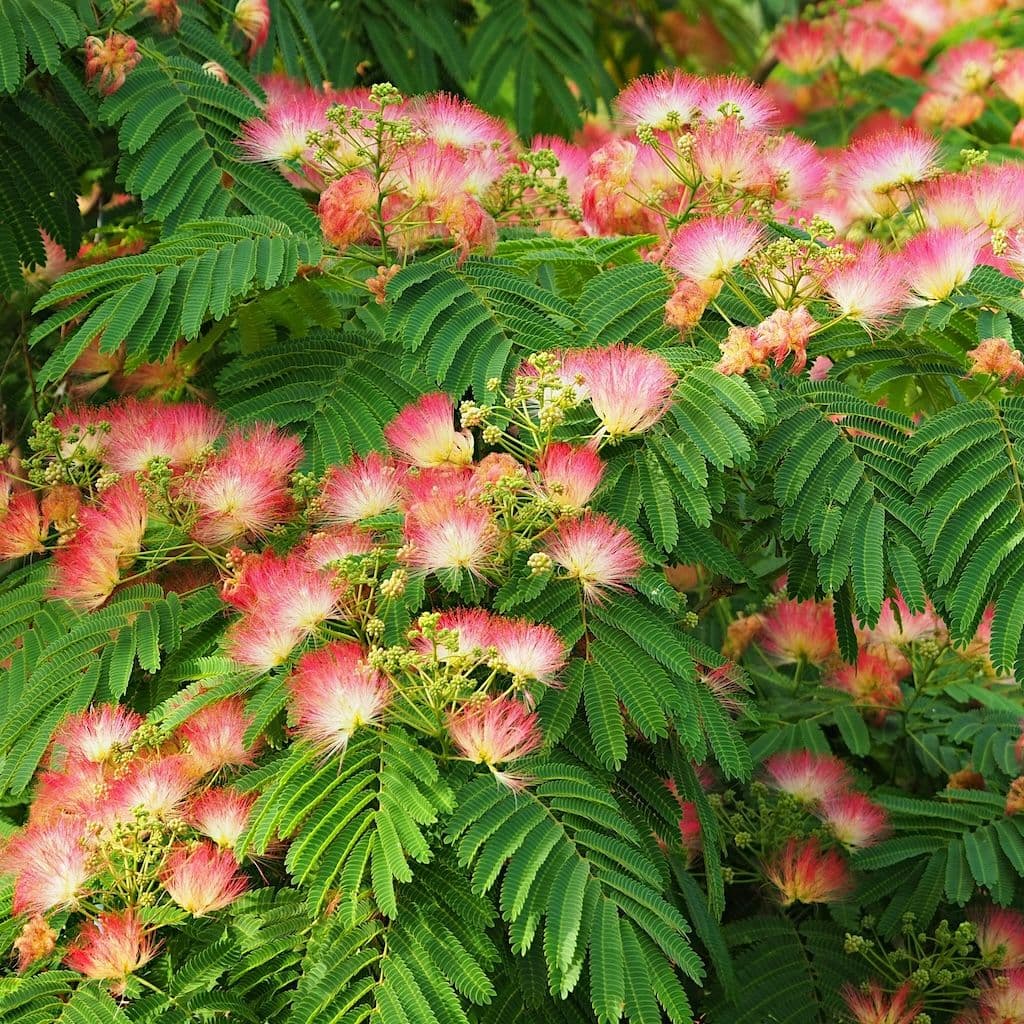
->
[[84, 33, 142, 96], [234, 0, 271, 56], [967, 337, 1024, 384], [13, 915, 57, 972]]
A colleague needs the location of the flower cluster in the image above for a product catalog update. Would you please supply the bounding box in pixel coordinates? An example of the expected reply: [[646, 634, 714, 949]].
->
[[0, 702, 254, 984]]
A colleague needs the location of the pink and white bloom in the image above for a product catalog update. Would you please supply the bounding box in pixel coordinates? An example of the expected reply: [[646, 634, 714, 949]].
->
[[178, 697, 260, 776], [322, 452, 405, 523], [818, 791, 889, 848], [842, 982, 922, 1024], [536, 443, 604, 510], [823, 244, 908, 326], [971, 907, 1024, 967], [544, 512, 644, 602], [698, 75, 779, 129], [187, 789, 256, 849], [666, 216, 762, 291], [447, 696, 543, 768], [289, 642, 390, 753], [102, 755, 194, 822], [582, 344, 676, 437], [408, 94, 514, 155], [615, 71, 702, 130], [839, 129, 940, 218], [412, 607, 496, 661], [65, 911, 156, 987], [758, 598, 837, 665], [765, 836, 851, 905], [900, 226, 982, 302], [763, 750, 851, 804], [491, 618, 566, 684], [162, 842, 248, 915], [385, 393, 474, 468], [1, 820, 92, 916], [773, 19, 835, 75], [233, 0, 270, 56], [402, 505, 497, 576], [50, 705, 142, 767]]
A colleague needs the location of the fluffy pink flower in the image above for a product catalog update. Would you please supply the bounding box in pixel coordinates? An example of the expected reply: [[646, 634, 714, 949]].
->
[[839, 129, 940, 218], [233, 0, 270, 56], [65, 911, 156, 985], [544, 512, 644, 602], [615, 70, 703, 129], [240, 92, 332, 181], [29, 762, 108, 825], [928, 39, 997, 96], [764, 134, 828, 204], [178, 698, 260, 775], [581, 344, 676, 437], [301, 527, 375, 571], [666, 216, 762, 290], [318, 171, 378, 246], [808, 355, 833, 381], [976, 968, 1024, 1022], [901, 226, 982, 302], [968, 337, 1024, 384], [758, 598, 837, 665], [536, 443, 604, 510], [51, 705, 142, 767], [289, 642, 389, 753], [322, 452, 404, 523], [826, 650, 904, 723], [838, 12, 896, 74], [385, 393, 474, 468], [1, 820, 92, 916], [105, 399, 225, 474], [859, 593, 946, 678], [102, 755, 194, 823], [765, 836, 851, 905], [162, 842, 248, 915], [402, 505, 496, 577], [491, 618, 566, 684], [698, 75, 779, 129], [0, 491, 46, 560], [51, 479, 148, 610], [773, 19, 835, 74], [187, 789, 256, 849], [189, 425, 302, 546], [971, 907, 1024, 967], [691, 119, 771, 194], [842, 982, 922, 1024], [818, 791, 889, 848], [823, 243, 908, 326], [84, 33, 141, 95], [223, 614, 306, 672], [412, 607, 496, 661], [447, 697, 542, 768], [998, 50, 1024, 106], [763, 750, 851, 803], [408, 94, 514, 155]]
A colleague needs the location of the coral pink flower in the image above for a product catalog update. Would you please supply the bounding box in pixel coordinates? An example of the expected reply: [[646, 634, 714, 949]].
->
[[666, 216, 763, 290], [178, 697, 260, 775], [386, 393, 474, 468], [447, 697, 543, 770], [51, 705, 142, 767], [473, 453, 523, 489], [187, 789, 256, 849], [233, 0, 270, 56], [322, 452, 404, 523], [408, 94, 514, 155], [826, 650, 904, 723], [13, 915, 57, 972], [581, 344, 676, 437], [971, 907, 1024, 967], [773, 19, 835, 75], [412, 607, 496, 661], [402, 467, 477, 525], [691, 119, 771, 194], [758, 598, 837, 665], [900, 226, 983, 302], [51, 479, 148, 610], [102, 755, 194, 823], [1, 820, 92, 916], [222, 548, 338, 629], [823, 243, 908, 327], [763, 750, 851, 804], [0, 491, 46, 560], [967, 337, 1024, 384], [544, 512, 644, 602], [536, 443, 604, 510], [84, 33, 141, 95], [977, 968, 1024, 1022], [969, 163, 1024, 231], [615, 70, 703, 129], [754, 306, 817, 374], [842, 982, 922, 1024], [809, 355, 833, 381], [189, 425, 302, 546], [289, 642, 390, 753], [765, 836, 851, 905], [838, 12, 896, 74], [301, 527, 375, 571], [223, 614, 306, 672], [698, 75, 779, 129], [29, 762, 108, 824], [318, 172, 378, 246], [402, 505, 497, 576], [764, 134, 828, 204], [162, 842, 248, 915], [818, 791, 889, 848], [858, 593, 946, 678], [998, 50, 1024, 106], [581, 138, 663, 237], [145, 0, 181, 33], [491, 618, 566, 684], [839, 129, 940, 218], [65, 911, 156, 986], [928, 39, 997, 96], [678, 802, 702, 862]]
